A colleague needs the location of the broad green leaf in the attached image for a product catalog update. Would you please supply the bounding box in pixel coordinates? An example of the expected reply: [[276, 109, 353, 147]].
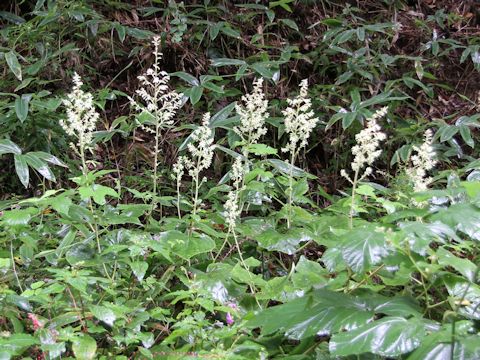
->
[[0, 139, 22, 155], [209, 102, 236, 127], [246, 144, 277, 156], [78, 184, 119, 205], [340, 225, 389, 273], [256, 228, 313, 255], [399, 221, 457, 255], [5, 51, 22, 80], [157, 230, 215, 260], [0, 333, 38, 356], [170, 71, 199, 86], [267, 158, 313, 178], [14, 154, 29, 188], [1, 207, 36, 226], [30, 151, 67, 167], [430, 203, 480, 241], [72, 336, 97, 360], [90, 305, 116, 326], [444, 275, 480, 320], [23, 153, 56, 182], [15, 94, 32, 122], [220, 26, 241, 39], [131, 261, 148, 282], [189, 85, 203, 105], [408, 332, 480, 360], [279, 18, 298, 31], [291, 256, 328, 289], [248, 289, 374, 340], [329, 317, 425, 357], [437, 247, 477, 282]]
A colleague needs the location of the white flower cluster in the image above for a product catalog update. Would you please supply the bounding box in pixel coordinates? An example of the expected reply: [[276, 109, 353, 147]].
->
[[234, 78, 268, 147], [130, 37, 182, 133], [341, 107, 388, 183], [174, 113, 215, 180], [60, 73, 99, 154], [224, 159, 246, 228], [406, 129, 437, 192], [223, 157, 247, 229], [282, 79, 318, 156]]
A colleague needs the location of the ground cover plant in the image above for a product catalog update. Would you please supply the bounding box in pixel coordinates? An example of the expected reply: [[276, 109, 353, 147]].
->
[[1, 0, 480, 359]]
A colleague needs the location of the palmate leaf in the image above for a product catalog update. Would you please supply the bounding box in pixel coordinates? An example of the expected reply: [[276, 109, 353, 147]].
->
[[339, 225, 389, 273], [329, 317, 426, 357]]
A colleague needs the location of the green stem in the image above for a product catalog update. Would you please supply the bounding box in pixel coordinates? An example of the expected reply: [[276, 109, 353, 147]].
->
[[349, 169, 359, 229]]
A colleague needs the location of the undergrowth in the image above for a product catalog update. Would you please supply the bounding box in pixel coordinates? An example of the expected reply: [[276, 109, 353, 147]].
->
[[1, 1, 480, 359]]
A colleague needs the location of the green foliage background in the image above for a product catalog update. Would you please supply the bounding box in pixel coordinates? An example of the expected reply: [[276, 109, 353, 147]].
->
[[0, 0, 480, 359]]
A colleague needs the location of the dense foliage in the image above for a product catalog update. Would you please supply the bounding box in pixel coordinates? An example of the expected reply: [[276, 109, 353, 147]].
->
[[1, 1, 480, 359]]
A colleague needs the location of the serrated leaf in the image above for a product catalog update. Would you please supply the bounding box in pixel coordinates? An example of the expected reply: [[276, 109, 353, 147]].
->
[[256, 228, 313, 255], [430, 204, 480, 241]]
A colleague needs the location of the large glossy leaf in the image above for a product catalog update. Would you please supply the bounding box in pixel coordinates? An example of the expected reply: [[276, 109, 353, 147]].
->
[[247, 290, 375, 340], [399, 221, 457, 255], [430, 204, 480, 241], [408, 322, 480, 360], [444, 275, 480, 320], [329, 317, 425, 357], [437, 248, 478, 282], [340, 225, 389, 273]]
